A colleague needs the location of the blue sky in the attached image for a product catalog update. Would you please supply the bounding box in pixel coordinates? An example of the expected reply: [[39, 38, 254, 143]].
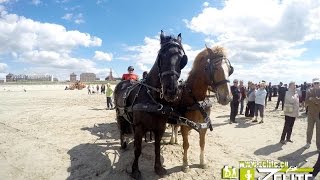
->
[[0, 0, 319, 84]]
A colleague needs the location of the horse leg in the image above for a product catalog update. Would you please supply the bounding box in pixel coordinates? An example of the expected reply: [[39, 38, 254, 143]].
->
[[199, 129, 208, 169], [120, 132, 127, 149], [131, 126, 144, 180], [181, 126, 191, 172], [154, 128, 167, 176], [174, 125, 179, 144], [169, 125, 175, 144]]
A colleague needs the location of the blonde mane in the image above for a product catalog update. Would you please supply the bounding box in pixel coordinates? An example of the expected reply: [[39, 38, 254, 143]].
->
[[188, 46, 227, 79]]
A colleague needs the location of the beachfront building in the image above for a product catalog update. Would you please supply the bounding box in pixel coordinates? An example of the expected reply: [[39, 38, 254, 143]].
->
[[70, 73, 77, 82], [5, 73, 53, 82], [6, 73, 14, 82], [80, 73, 96, 82]]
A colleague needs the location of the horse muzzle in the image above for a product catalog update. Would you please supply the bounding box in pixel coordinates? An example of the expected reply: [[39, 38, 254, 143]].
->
[[217, 95, 233, 105], [163, 88, 179, 102]]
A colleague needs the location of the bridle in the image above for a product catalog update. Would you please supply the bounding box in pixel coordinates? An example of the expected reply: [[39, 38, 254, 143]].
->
[[205, 47, 234, 91], [156, 40, 187, 99]]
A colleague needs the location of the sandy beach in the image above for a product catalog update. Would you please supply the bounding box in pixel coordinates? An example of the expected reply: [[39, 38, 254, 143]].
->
[[0, 84, 318, 180]]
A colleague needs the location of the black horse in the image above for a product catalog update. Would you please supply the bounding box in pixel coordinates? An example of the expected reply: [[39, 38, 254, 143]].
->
[[114, 31, 188, 179]]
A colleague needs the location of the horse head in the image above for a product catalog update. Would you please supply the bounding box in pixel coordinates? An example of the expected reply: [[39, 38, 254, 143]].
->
[[155, 30, 188, 102], [204, 46, 233, 105]]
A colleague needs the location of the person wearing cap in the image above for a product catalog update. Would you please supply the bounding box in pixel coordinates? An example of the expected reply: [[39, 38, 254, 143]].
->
[[280, 81, 299, 144], [106, 83, 114, 110], [229, 79, 241, 123], [253, 81, 267, 123], [122, 66, 139, 81], [304, 77, 320, 150]]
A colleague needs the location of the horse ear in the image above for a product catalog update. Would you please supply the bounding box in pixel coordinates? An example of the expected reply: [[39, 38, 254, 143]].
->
[[205, 44, 214, 57], [160, 30, 164, 43], [177, 33, 182, 43], [180, 55, 188, 69]]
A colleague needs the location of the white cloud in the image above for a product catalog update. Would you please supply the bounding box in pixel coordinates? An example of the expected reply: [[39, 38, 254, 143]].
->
[[62, 13, 85, 24], [0, 11, 105, 80], [62, 13, 72, 20], [0, 62, 8, 72], [185, 0, 320, 84], [203, 2, 209, 7], [0, 11, 101, 55], [93, 51, 113, 61], [74, 13, 84, 24], [31, 0, 41, 6], [0, 0, 10, 3]]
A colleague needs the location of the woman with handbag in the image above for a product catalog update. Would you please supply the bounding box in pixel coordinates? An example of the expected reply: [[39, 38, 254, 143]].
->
[[280, 81, 299, 144]]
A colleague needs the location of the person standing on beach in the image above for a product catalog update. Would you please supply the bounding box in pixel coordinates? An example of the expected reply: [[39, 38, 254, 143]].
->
[[304, 78, 320, 150], [267, 82, 272, 101], [301, 82, 307, 111], [245, 82, 256, 118], [276, 82, 288, 110], [253, 82, 267, 123], [101, 84, 105, 94], [106, 83, 114, 110], [280, 81, 299, 144], [87, 85, 91, 94], [230, 79, 241, 124], [239, 80, 246, 115], [96, 84, 100, 94]]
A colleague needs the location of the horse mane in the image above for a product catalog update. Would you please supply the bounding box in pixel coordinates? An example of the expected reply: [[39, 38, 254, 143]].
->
[[189, 46, 226, 77]]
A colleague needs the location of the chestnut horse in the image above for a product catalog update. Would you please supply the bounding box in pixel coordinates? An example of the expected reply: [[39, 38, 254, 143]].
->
[[114, 31, 188, 179], [171, 46, 233, 172]]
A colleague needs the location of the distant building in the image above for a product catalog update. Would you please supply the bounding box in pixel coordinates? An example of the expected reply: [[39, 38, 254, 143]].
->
[[70, 73, 77, 82], [53, 78, 59, 82], [6, 73, 14, 82], [0, 80, 4, 83], [80, 73, 96, 82], [105, 68, 115, 81], [5, 73, 52, 82]]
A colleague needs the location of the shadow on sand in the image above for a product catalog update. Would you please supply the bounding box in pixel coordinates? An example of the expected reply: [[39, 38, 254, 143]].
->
[[278, 147, 318, 167], [254, 143, 284, 156], [67, 122, 180, 180], [234, 117, 259, 128]]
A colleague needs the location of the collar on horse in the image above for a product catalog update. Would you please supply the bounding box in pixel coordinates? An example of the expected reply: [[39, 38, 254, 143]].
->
[[181, 85, 214, 131]]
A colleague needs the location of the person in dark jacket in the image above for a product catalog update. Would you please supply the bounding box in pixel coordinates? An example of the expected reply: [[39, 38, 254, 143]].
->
[[239, 80, 246, 115], [230, 79, 241, 123], [267, 82, 272, 101], [275, 82, 287, 110]]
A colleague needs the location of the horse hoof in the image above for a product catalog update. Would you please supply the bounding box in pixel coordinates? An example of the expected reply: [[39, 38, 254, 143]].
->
[[121, 142, 127, 149], [182, 165, 190, 173], [131, 170, 141, 180], [200, 163, 208, 169], [155, 166, 167, 177]]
